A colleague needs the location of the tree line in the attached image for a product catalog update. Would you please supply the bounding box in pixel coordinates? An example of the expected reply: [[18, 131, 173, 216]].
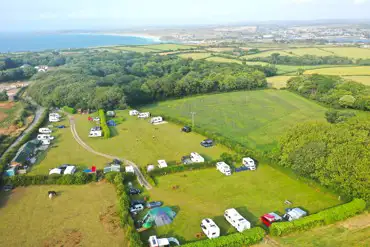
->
[[28, 51, 268, 109], [287, 74, 370, 111]]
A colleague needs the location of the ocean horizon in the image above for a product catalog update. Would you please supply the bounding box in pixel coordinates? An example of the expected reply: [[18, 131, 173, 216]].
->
[[0, 33, 159, 53]]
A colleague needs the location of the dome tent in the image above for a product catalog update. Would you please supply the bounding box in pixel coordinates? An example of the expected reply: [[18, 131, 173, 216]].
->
[[142, 207, 176, 228]]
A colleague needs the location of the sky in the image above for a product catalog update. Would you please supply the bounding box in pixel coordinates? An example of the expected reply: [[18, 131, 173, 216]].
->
[[1, 0, 370, 31]]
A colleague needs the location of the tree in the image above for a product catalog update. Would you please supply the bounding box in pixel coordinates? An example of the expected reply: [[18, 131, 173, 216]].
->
[[339, 95, 356, 108], [0, 91, 8, 101]]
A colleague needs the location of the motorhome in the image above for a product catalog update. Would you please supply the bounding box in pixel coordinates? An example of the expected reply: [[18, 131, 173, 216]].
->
[[64, 165, 76, 175], [129, 110, 139, 116], [216, 162, 231, 176], [283, 208, 307, 221], [190, 152, 205, 163], [158, 160, 168, 168], [37, 134, 54, 141], [224, 208, 251, 232], [201, 218, 220, 239], [39, 128, 52, 134], [150, 116, 163, 124], [89, 126, 102, 137], [242, 157, 256, 170], [138, 112, 150, 119]]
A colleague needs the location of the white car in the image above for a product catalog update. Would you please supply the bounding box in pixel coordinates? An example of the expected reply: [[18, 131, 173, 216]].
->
[[130, 204, 144, 213]]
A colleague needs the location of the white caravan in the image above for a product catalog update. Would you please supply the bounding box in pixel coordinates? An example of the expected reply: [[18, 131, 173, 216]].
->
[[201, 218, 220, 239], [242, 157, 256, 170], [190, 152, 205, 163], [283, 208, 307, 221], [64, 165, 76, 175], [89, 127, 102, 137], [224, 208, 251, 232], [125, 165, 135, 173], [150, 116, 163, 124], [138, 112, 150, 119], [216, 162, 231, 176], [148, 236, 180, 247], [37, 134, 55, 141], [49, 116, 60, 122], [49, 168, 62, 175], [39, 128, 52, 134], [41, 139, 50, 145], [129, 110, 139, 116], [157, 160, 168, 168], [49, 113, 61, 118]]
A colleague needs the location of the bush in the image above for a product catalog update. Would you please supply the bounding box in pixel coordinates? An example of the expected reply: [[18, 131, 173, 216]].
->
[[148, 161, 217, 177], [99, 109, 111, 138], [270, 198, 366, 236], [182, 227, 265, 247], [62, 106, 76, 114]]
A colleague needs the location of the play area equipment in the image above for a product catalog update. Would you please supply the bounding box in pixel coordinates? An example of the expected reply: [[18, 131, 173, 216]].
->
[[141, 207, 177, 229], [148, 236, 180, 247]]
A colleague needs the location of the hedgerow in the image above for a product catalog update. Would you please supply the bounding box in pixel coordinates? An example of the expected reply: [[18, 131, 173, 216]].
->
[[62, 105, 76, 114], [98, 109, 111, 138]]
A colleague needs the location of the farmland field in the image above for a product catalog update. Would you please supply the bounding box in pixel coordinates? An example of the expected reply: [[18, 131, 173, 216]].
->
[[304, 66, 370, 76], [242, 50, 294, 59], [343, 76, 370, 85], [140, 167, 341, 243], [0, 183, 125, 247], [74, 110, 231, 166], [284, 48, 332, 56], [322, 47, 370, 59], [177, 52, 212, 60], [205, 56, 242, 64], [142, 90, 327, 151], [142, 44, 196, 51], [29, 117, 109, 175], [112, 46, 159, 53], [267, 76, 293, 89]]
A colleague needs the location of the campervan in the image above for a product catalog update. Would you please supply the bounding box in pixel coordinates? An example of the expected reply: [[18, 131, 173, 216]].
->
[[283, 208, 307, 221], [190, 152, 204, 163], [158, 160, 168, 168], [39, 128, 52, 134], [64, 165, 76, 175], [37, 134, 54, 141], [150, 116, 163, 124], [242, 157, 256, 170], [138, 112, 150, 119], [216, 162, 231, 176], [201, 218, 220, 239], [129, 110, 139, 116], [224, 208, 251, 232]]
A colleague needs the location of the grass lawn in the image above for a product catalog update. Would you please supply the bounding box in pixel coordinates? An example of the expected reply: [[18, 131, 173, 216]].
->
[[142, 44, 196, 51], [322, 47, 370, 59], [142, 90, 327, 151], [140, 166, 340, 243], [0, 183, 126, 247], [343, 76, 370, 86], [205, 56, 242, 64], [73, 110, 231, 166], [29, 117, 110, 175], [304, 66, 370, 76], [266, 76, 293, 89], [177, 53, 212, 60]]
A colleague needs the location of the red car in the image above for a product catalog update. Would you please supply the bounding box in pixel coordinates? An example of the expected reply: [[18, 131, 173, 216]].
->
[[260, 212, 282, 227]]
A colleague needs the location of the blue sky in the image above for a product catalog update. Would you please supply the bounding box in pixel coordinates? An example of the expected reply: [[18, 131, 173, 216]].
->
[[2, 0, 370, 31]]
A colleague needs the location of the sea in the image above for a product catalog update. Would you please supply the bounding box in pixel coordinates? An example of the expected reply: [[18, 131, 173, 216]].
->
[[0, 33, 159, 53]]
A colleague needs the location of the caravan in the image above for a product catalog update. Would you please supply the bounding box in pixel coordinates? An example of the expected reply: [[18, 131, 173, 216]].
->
[[64, 165, 77, 175], [138, 112, 150, 119], [49, 116, 60, 122], [190, 152, 205, 163], [157, 160, 168, 168], [150, 116, 163, 124], [242, 157, 256, 170], [224, 208, 251, 232], [201, 218, 220, 239], [89, 126, 102, 137], [216, 162, 231, 176], [39, 128, 52, 134], [37, 134, 55, 141], [129, 110, 139, 116]]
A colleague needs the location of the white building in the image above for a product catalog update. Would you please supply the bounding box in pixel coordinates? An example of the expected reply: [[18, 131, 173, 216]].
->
[[129, 110, 139, 116], [150, 116, 163, 124], [190, 152, 205, 163], [224, 208, 251, 232], [157, 160, 168, 168], [89, 127, 102, 137], [200, 218, 220, 239], [216, 162, 231, 176], [242, 157, 256, 170], [138, 112, 150, 119]]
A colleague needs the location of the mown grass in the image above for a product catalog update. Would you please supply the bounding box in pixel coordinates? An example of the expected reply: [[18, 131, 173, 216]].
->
[[177, 53, 212, 60], [284, 48, 333, 56], [74, 110, 231, 166], [140, 167, 340, 243], [267, 76, 293, 89], [343, 75, 370, 85], [322, 47, 370, 59], [0, 183, 126, 247], [142, 90, 327, 151], [304, 66, 370, 76]]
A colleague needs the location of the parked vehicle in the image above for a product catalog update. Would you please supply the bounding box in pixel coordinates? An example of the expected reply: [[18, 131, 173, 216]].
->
[[130, 204, 145, 213], [181, 156, 192, 165], [129, 110, 139, 116], [138, 112, 150, 119], [190, 152, 204, 163], [131, 200, 146, 207], [150, 116, 163, 124], [181, 126, 191, 133], [216, 162, 231, 176], [242, 157, 256, 170], [56, 125, 66, 129], [283, 208, 307, 221], [200, 139, 214, 147], [37, 134, 55, 141], [39, 128, 52, 134], [49, 116, 60, 122], [147, 201, 163, 209], [93, 117, 100, 122], [224, 208, 251, 232], [49, 168, 63, 175], [201, 218, 220, 239], [3, 184, 13, 192], [58, 164, 70, 170], [41, 139, 51, 145], [128, 188, 141, 195], [260, 212, 282, 227]]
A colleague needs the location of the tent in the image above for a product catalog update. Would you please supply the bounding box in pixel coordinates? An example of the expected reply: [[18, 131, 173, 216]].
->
[[142, 207, 177, 228], [107, 120, 116, 126]]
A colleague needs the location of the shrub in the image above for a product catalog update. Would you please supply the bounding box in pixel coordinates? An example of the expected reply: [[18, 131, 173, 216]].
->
[[270, 198, 366, 236], [99, 109, 111, 138], [62, 106, 76, 114], [148, 161, 217, 177]]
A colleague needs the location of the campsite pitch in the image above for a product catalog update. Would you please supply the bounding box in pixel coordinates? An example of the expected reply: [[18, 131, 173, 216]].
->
[[0, 183, 125, 247]]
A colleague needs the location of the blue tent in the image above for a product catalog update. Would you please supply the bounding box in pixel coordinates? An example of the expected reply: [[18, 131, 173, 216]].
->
[[107, 120, 116, 126]]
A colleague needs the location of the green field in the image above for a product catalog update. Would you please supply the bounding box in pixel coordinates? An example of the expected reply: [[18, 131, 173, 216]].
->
[[242, 50, 294, 60], [284, 48, 333, 56], [141, 167, 340, 243], [343, 76, 370, 85], [29, 117, 109, 175], [266, 76, 294, 89], [113, 46, 159, 53], [0, 102, 22, 129], [142, 44, 196, 51], [304, 66, 370, 76], [205, 56, 242, 64], [322, 47, 370, 59], [142, 90, 327, 151], [0, 183, 125, 247], [177, 52, 212, 60], [74, 110, 230, 166]]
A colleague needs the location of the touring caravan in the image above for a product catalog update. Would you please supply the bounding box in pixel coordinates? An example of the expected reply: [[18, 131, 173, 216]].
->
[[39, 128, 52, 134], [242, 157, 256, 170], [190, 152, 205, 163], [41, 139, 50, 145], [129, 110, 139, 116], [49, 113, 61, 118], [64, 165, 77, 175], [49, 168, 62, 175], [89, 126, 102, 137], [201, 218, 220, 239], [150, 116, 163, 124], [158, 160, 168, 168], [224, 208, 251, 232], [37, 134, 54, 141], [49, 116, 60, 122], [138, 112, 150, 119], [216, 162, 231, 176]]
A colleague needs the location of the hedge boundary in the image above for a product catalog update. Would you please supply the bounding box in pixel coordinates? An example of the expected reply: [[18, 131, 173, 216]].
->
[[182, 226, 265, 247], [270, 198, 367, 236], [99, 109, 111, 139], [62, 106, 76, 114]]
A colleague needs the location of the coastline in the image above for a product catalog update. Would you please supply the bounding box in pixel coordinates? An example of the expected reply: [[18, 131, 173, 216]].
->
[[77, 32, 162, 42]]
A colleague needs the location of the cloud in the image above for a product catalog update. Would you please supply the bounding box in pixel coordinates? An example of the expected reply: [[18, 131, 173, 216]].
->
[[353, 0, 368, 4], [285, 0, 314, 3]]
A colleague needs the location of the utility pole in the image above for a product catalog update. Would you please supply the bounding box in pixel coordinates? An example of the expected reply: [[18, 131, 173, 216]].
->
[[190, 112, 196, 129]]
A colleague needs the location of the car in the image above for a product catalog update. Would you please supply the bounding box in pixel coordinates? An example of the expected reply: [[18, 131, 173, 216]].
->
[[181, 126, 191, 133], [130, 204, 144, 213], [3, 184, 13, 192], [56, 125, 66, 129], [128, 188, 141, 195], [201, 139, 214, 147], [131, 200, 146, 207], [112, 159, 122, 165], [146, 201, 163, 209], [93, 117, 100, 122], [181, 156, 192, 165]]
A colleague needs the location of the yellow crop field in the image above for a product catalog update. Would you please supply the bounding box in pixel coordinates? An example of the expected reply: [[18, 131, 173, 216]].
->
[[304, 66, 370, 76], [343, 76, 370, 85], [178, 53, 212, 60], [321, 47, 370, 59], [267, 76, 294, 89]]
